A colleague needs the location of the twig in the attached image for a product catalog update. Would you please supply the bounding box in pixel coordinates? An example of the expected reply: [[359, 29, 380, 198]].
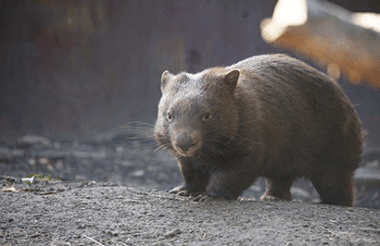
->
[[83, 234, 105, 246]]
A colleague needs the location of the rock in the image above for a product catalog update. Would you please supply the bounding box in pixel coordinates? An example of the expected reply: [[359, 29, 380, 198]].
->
[[366, 160, 380, 169], [131, 170, 146, 178], [18, 135, 52, 148], [163, 228, 181, 238], [290, 187, 312, 201], [75, 175, 88, 181], [354, 167, 380, 184], [0, 147, 25, 162]]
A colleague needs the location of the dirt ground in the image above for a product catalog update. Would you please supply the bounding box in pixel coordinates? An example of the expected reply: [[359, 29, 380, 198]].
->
[[1, 132, 380, 245], [1, 177, 380, 246]]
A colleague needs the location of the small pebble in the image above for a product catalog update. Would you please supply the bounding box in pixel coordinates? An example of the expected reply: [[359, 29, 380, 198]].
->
[[163, 228, 181, 238]]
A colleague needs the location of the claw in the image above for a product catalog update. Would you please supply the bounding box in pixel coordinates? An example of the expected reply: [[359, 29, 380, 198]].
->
[[169, 185, 185, 194], [192, 194, 226, 202], [260, 195, 281, 201], [199, 196, 209, 202], [169, 188, 179, 194], [193, 194, 204, 202], [176, 190, 190, 196]]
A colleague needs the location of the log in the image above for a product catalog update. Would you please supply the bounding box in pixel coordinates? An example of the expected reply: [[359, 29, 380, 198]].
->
[[261, 0, 380, 87]]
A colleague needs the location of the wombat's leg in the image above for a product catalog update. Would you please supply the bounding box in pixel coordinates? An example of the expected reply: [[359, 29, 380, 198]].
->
[[311, 174, 354, 206], [260, 177, 294, 201], [169, 160, 209, 197], [199, 169, 257, 201]]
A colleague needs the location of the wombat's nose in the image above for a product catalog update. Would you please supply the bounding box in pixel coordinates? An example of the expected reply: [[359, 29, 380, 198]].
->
[[176, 132, 194, 152]]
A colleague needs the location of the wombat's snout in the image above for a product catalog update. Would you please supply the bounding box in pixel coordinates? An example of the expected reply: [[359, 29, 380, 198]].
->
[[176, 132, 194, 152], [173, 131, 202, 156]]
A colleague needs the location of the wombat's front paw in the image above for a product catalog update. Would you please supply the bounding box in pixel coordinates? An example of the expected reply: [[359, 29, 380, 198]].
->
[[169, 185, 189, 195], [169, 186, 204, 197], [193, 194, 227, 202], [260, 195, 281, 202]]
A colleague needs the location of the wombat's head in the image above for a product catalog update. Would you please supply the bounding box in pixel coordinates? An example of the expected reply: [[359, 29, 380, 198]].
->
[[154, 68, 240, 158]]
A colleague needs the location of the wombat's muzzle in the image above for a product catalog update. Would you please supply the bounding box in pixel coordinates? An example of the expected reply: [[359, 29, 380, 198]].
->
[[172, 130, 202, 156], [176, 132, 194, 152]]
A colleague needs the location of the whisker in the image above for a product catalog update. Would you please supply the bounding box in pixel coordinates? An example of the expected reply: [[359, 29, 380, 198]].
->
[[206, 118, 232, 134], [154, 143, 172, 154], [235, 135, 263, 146], [120, 121, 155, 141], [121, 121, 155, 128]]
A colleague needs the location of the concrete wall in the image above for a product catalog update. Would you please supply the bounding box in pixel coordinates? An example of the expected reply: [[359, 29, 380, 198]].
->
[[1, 0, 379, 146]]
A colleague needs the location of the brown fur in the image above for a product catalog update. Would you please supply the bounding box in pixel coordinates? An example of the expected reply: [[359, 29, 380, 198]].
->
[[154, 54, 363, 206]]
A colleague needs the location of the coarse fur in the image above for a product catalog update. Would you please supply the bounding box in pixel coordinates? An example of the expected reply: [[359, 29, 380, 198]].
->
[[154, 54, 363, 206]]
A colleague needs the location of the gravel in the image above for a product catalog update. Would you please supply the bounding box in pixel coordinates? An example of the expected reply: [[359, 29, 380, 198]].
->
[[1, 133, 380, 245], [1, 178, 380, 245]]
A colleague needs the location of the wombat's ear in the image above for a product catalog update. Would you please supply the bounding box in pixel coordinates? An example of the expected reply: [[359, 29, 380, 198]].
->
[[161, 70, 173, 93], [224, 70, 240, 93]]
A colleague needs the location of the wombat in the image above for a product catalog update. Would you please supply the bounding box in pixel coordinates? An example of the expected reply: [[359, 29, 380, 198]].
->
[[154, 54, 363, 206]]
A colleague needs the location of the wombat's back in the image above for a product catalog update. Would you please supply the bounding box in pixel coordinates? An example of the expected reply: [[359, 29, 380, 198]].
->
[[231, 54, 362, 205]]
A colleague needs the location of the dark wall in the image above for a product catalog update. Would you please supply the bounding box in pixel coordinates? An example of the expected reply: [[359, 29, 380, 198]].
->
[[1, 0, 379, 146], [1, 0, 278, 138], [329, 0, 380, 12]]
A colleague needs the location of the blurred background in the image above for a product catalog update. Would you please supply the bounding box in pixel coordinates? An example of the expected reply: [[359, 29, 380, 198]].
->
[[1, 0, 379, 146], [1, 0, 380, 209]]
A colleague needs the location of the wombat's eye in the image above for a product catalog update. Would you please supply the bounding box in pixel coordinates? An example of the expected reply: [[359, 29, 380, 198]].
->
[[166, 112, 173, 122], [202, 112, 212, 121]]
